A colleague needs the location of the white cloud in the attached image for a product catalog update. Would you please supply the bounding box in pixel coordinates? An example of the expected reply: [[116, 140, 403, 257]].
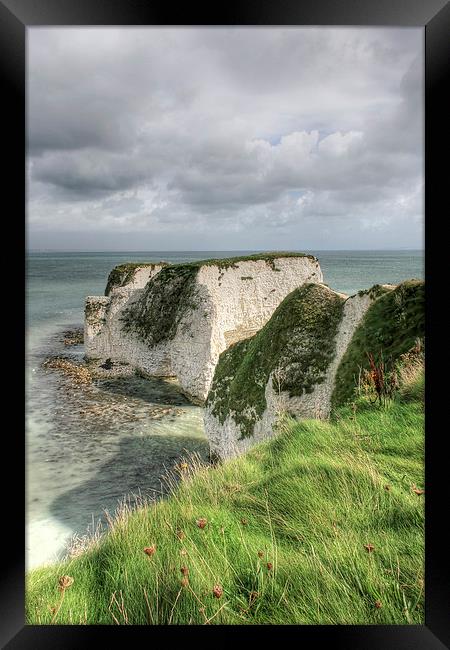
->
[[318, 131, 363, 157]]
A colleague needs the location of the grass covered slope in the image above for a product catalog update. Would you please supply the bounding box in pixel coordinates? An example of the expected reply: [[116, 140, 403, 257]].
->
[[26, 373, 424, 625], [207, 283, 345, 438], [332, 280, 425, 409]]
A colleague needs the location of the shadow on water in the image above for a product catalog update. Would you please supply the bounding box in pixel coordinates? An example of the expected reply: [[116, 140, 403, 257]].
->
[[96, 374, 190, 406], [49, 432, 209, 544]]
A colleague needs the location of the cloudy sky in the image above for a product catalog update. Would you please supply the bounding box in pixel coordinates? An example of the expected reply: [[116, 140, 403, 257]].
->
[[27, 27, 423, 251]]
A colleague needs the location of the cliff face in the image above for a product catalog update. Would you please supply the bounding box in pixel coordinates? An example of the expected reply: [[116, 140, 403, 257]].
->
[[85, 263, 167, 362], [84, 253, 323, 402], [204, 280, 424, 460], [104, 262, 169, 296]]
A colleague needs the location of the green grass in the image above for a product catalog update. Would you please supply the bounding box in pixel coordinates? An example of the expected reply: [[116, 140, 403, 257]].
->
[[26, 374, 424, 625], [332, 280, 424, 408], [207, 284, 345, 438], [163, 251, 317, 270]]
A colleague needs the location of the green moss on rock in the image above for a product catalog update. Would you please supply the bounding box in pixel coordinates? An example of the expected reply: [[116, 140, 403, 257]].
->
[[199, 251, 317, 268], [331, 280, 425, 409], [120, 264, 201, 346], [105, 262, 168, 296], [354, 284, 393, 300], [206, 284, 345, 439], [85, 299, 107, 321]]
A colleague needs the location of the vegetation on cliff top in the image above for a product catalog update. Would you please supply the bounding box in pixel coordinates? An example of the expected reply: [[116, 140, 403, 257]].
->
[[186, 251, 318, 270], [207, 284, 345, 438], [119, 252, 317, 348], [105, 263, 168, 296], [354, 284, 394, 300], [331, 280, 425, 409], [26, 370, 424, 625]]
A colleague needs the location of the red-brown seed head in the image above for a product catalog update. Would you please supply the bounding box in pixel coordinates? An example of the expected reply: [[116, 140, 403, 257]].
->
[[212, 584, 223, 598], [364, 543, 375, 553], [144, 545, 156, 556], [196, 518, 207, 529], [181, 566, 189, 576], [266, 562, 273, 570], [58, 576, 74, 591], [249, 591, 258, 604], [375, 600, 382, 609]]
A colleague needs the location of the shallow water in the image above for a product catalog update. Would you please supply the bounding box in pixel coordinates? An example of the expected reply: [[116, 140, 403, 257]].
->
[[26, 326, 208, 569], [26, 249, 424, 569]]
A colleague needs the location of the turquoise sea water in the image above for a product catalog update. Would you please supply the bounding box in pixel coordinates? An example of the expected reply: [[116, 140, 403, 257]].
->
[[26, 250, 424, 568]]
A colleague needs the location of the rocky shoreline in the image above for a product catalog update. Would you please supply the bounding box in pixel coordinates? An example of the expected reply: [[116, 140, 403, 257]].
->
[[41, 328, 194, 430]]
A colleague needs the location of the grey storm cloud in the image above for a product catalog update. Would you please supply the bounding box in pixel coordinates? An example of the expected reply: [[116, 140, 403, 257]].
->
[[27, 27, 424, 250]]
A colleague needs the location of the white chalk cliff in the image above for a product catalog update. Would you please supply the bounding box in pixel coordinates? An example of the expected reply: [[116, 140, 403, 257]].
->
[[84, 254, 323, 403]]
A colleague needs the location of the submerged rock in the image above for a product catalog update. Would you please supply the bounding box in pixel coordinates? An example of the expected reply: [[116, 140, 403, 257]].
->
[[84, 253, 323, 403], [61, 328, 84, 346], [42, 356, 92, 385]]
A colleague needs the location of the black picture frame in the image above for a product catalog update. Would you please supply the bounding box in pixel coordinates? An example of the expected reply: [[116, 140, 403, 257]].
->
[[2, 0, 449, 646]]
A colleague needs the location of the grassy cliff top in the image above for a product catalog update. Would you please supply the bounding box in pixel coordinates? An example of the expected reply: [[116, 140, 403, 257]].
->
[[207, 283, 345, 438], [26, 374, 424, 625], [332, 280, 425, 409], [177, 252, 318, 270], [105, 262, 169, 296], [106, 252, 318, 295]]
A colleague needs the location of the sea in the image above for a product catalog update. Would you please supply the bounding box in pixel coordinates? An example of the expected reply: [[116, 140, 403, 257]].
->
[[26, 250, 424, 569]]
